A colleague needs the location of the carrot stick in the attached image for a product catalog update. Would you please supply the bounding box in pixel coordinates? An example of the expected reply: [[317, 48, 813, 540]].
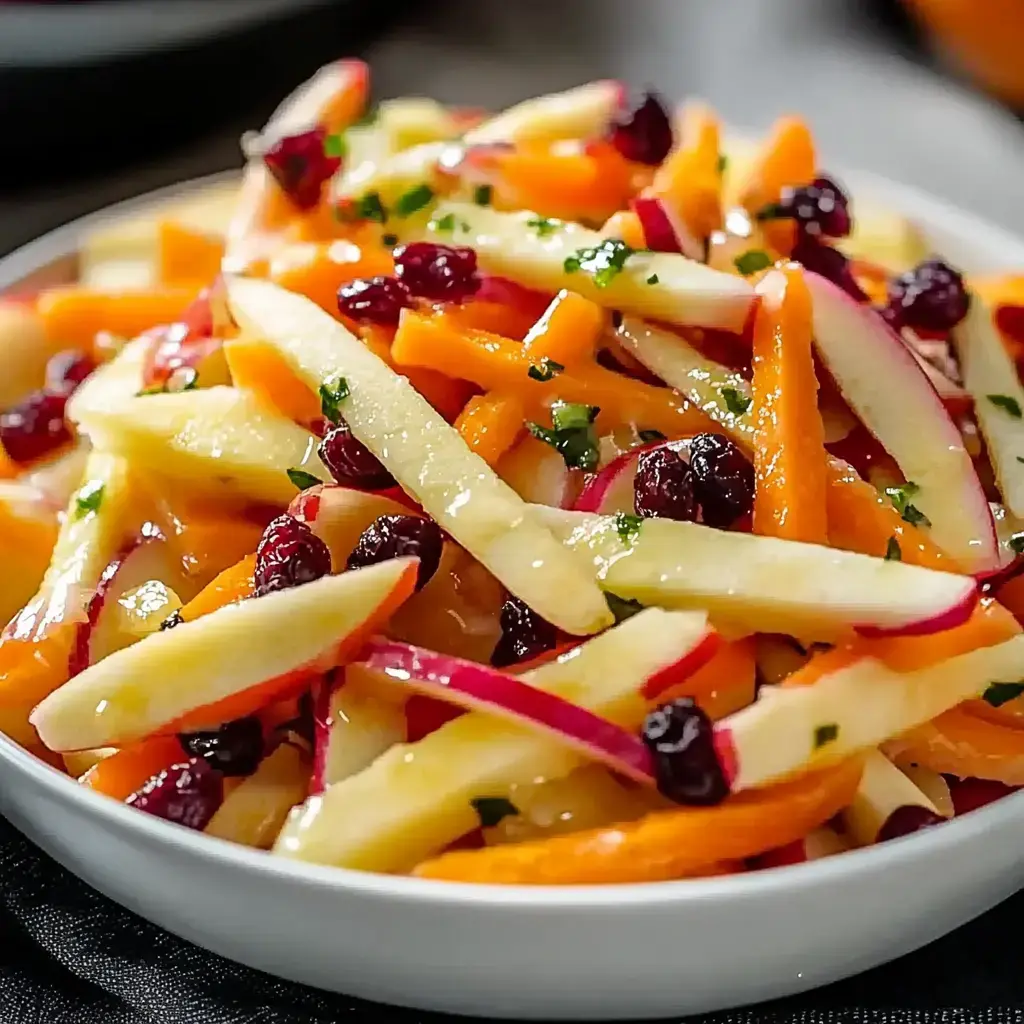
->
[[522, 290, 605, 368], [455, 392, 526, 467], [179, 554, 256, 623], [225, 338, 322, 426], [653, 636, 757, 720], [751, 266, 828, 544], [412, 758, 862, 884], [80, 735, 185, 800], [157, 221, 225, 287], [599, 210, 647, 248], [439, 301, 540, 342]]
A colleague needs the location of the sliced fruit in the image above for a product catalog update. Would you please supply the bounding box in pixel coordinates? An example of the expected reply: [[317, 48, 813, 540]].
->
[[226, 276, 611, 636], [66, 335, 150, 423], [0, 300, 64, 411], [537, 508, 978, 641], [273, 609, 716, 870], [753, 826, 850, 868], [30, 558, 419, 751], [80, 735, 185, 801], [805, 272, 997, 572], [23, 444, 90, 510], [73, 386, 328, 506], [497, 434, 578, 508], [0, 481, 60, 628], [572, 442, 658, 515], [404, 201, 755, 333]]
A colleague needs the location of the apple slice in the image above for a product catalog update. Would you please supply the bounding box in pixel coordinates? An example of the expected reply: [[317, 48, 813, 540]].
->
[[404, 201, 755, 333], [0, 480, 60, 628], [952, 297, 1024, 519], [804, 272, 997, 572], [716, 634, 1024, 791], [67, 336, 150, 424], [30, 558, 418, 752], [752, 826, 849, 868], [632, 196, 703, 261], [536, 508, 978, 641], [0, 300, 66, 411], [273, 608, 716, 870], [496, 434, 577, 508], [23, 443, 90, 509], [572, 439, 692, 515], [227, 276, 611, 636], [73, 386, 328, 507], [990, 502, 1024, 571]]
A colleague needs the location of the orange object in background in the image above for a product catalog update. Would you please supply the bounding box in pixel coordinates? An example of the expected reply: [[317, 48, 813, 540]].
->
[[157, 221, 225, 287]]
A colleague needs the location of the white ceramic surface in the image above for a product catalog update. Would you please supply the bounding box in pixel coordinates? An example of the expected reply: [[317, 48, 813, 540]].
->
[[1, 172, 1024, 1020]]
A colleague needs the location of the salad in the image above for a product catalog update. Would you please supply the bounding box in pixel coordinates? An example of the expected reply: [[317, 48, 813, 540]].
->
[[1, 60, 1024, 885]]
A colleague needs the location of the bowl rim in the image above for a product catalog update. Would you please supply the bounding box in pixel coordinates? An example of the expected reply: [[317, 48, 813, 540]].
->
[[3, 166, 1024, 910]]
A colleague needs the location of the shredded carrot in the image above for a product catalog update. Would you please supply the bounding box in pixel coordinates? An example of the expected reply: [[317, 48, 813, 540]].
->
[[653, 636, 757, 720], [443, 300, 542, 341], [522, 289, 605, 368], [225, 338, 322, 426], [80, 735, 185, 800], [168, 511, 266, 589], [157, 221, 225, 287], [455, 392, 526, 466], [600, 210, 647, 248], [751, 266, 828, 543], [412, 758, 862, 884]]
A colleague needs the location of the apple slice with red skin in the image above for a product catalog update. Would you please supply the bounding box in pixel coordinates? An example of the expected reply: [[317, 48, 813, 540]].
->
[[752, 826, 849, 869], [804, 272, 997, 573], [573, 439, 691, 515], [31, 558, 418, 752], [632, 196, 703, 261]]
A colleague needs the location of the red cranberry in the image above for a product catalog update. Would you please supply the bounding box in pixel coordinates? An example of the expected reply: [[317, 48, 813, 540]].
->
[[254, 514, 332, 597], [0, 389, 72, 464], [641, 697, 729, 805], [318, 422, 395, 489], [634, 444, 698, 522], [178, 716, 264, 777], [947, 776, 1018, 816], [262, 126, 341, 210], [45, 350, 95, 394], [688, 433, 755, 529], [607, 91, 673, 166], [885, 259, 971, 333], [491, 596, 557, 668], [763, 176, 851, 239], [876, 804, 945, 842], [337, 276, 412, 325], [126, 757, 223, 831], [791, 237, 868, 302], [346, 514, 443, 590], [394, 242, 480, 303]]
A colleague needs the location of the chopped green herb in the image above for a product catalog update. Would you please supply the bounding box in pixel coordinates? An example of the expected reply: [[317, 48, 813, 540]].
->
[[352, 108, 377, 128], [526, 401, 601, 472], [352, 192, 388, 224], [1010, 532, 1024, 555], [564, 238, 639, 289], [74, 480, 104, 519], [638, 429, 666, 443], [646, 273, 660, 285], [982, 681, 1024, 708], [473, 184, 493, 206], [319, 373, 350, 424], [460, 220, 472, 232], [734, 249, 773, 276], [987, 394, 1023, 418], [430, 212, 458, 233], [720, 386, 752, 416], [813, 723, 839, 749], [527, 216, 560, 237], [884, 482, 931, 527], [717, 154, 728, 174], [323, 133, 348, 159], [755, 201, 788, 222], [1018, 457, 1024, 465], [605, 593, 645, 623], [169, 367, 199, 392], [394, 183, 435, 218], [287, 468, 322, 491], [614, 512, 643, 544], [884, 536, 902, 561], [471, 796, 519, 828], [381, 232, 399, 247], [527, 358, 565, 383]]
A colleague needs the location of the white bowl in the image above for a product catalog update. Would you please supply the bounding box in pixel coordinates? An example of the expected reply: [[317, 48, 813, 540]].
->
[[2, 171, 1024, 1021]]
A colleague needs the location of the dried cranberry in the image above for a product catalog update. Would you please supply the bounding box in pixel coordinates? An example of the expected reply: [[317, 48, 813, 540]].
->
[[45, 350, 95, 394], [179, 716, 264, 777], [607, 91, 673, 166], [634, 444, 698, 521], [641, 697, 729, 805], [688, 433, 755, 529], [262, 126, 341, 210], [394, 242, 480, 302], [947, 776, 1017, 816], [491, 596, 557, 668], [885, 258, 971, 333], [0, 389, 72, 464], [791, 237, 868, 302], [876, 804, 945, 843], [764, 176, 851, 239], [346, 514, 443, 590], [318, 422, 394, 489], [337, 276, 412, 326], [254, 514, 332, 597], [126, 757, 223, 831]]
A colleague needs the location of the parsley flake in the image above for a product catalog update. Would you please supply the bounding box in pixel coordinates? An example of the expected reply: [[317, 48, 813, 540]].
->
[[74, 480, 104, 519], [352, 192, 388, 224], [638, 429, 666, 443], [982, 681, 1024, 708], [564, 238, 639, 289], [527, 216, 560, 237], [734, 249, 772, 276], [394, 183, 435, 217], [471, 796, 519, 828], [884, 536, 902, 561], [813, 723, 839, 749], [717, 154, 728, 174], [430, 212, 458, 233], [323, 133, 347, 159], [527, 358, 565, 383], [646, 273, 660, 285], [473, 184, 493, 206], [1018, 457, 1024, 465], [352, 108, 377, 128], [319, 374, 350, 424], [720, 386, 752, 415], [987, 394, 1023, 418], [526, 401, 601, 472], [287, 468, 322, 491], [884, 482, 931, 527], [614, 512, 643, 544], [755, 201, 788, 222], [605, 593, 645, 623]]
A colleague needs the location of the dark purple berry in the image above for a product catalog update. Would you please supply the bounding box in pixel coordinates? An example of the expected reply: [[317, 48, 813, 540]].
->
[[45, 350, 95, 394], [607, 91, 673, 166], [179, 716, 264, 777], [0, 389, 72, 464], [876, 804, 945, 843], [688, 432, 755, 529], [767, 176, 851, 239], [394, 242, 480, 303], [346, 514, 443, 590], [262, 126, 341, 210], [337, 275, 412, 326], [254, 514, 332, 597], [634, 444, 698, 521], [641, 697, 729, 805], [318, 422, 394, 489], [126, 757, 224, 830], [791, 237, 868, 302], [491, 596, 557, 668], [885, 258, 971, 333]]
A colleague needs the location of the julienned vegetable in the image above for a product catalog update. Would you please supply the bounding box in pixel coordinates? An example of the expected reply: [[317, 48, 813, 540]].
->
[[1, 62, 1023, 887]]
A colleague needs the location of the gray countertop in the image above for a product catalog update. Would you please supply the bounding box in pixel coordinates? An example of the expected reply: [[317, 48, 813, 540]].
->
[[2, 0, 1023, 255]]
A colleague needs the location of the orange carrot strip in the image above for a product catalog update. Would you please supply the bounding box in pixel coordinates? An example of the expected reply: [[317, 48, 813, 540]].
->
[[655, 636, 757, 720], [442, 301, 540, 342], [522, 290, 605, 368], [413, 758, 862, 884], [157, 221, 225, 287], [179, 554, 256, 623], [751, 266, 827, 543], [37, 286, 199, 347], [455, 393, 526, 467], [80, 735, 185, 800], [168, 513, 266, 589], [600, 210, 647, 248], [225, 339, 322, 426]]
